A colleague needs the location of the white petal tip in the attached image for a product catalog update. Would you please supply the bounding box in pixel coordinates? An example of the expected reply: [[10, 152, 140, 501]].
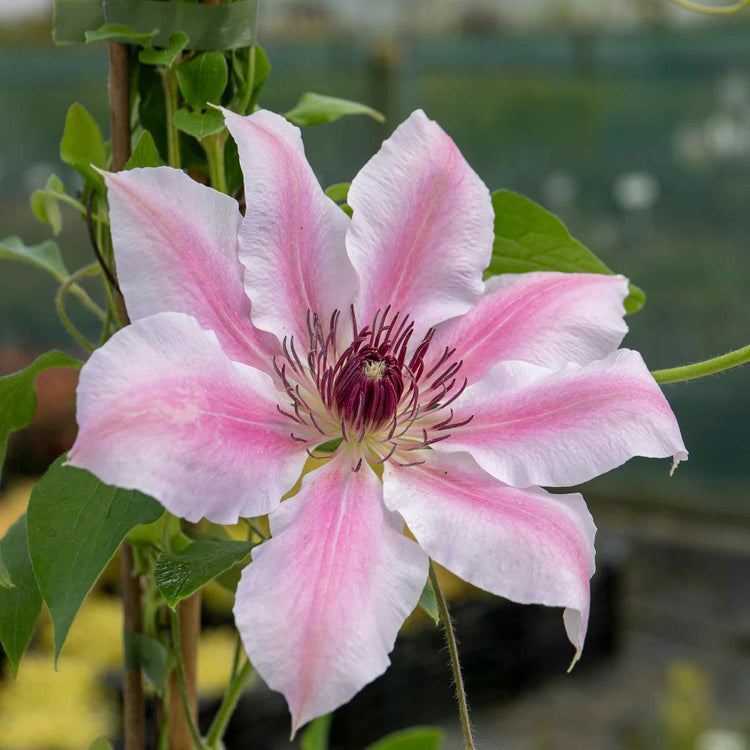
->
[[567, 648, 582, 673], [670, 450, 689, 476]]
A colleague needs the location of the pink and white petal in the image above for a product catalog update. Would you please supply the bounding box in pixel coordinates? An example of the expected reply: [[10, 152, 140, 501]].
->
[[222, 109, 358, 346], [429, 272, 629, 383], [104, 167, 279, 370], [383, 450, 595, 657], [346, 110, 494, 333], [68, 312, 311, 524], [441, 349, 688, 488], [234, 452, 428, 733]]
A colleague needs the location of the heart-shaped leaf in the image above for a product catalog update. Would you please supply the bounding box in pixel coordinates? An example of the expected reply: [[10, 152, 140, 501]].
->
[[0, 236, 68, 282], [154, 540, 256, 608], [0, 515, 43, 676], [285, 93, 384, 127], [138, 31, 189, 68], [0, 351, 82, 477], [173, 108, 225, 141], [30, 174, 66, 235], [27, 457, 163, 663], [85, 24, 156, 46], [489, 190, 645, 314], [175, 51, 228, 109], [125, 130, 162, 170], [365, 727, 443, 750], [60, 103, 107, 189]]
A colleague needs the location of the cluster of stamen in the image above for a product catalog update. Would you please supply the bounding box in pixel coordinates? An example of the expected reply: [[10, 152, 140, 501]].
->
[[272, 306, 473, 469]]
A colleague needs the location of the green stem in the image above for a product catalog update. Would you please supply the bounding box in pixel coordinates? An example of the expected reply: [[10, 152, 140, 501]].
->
[[429, 561, 475, 750], [239, 45, 258, 114], [205, 659, 253, 748], [94, 205, 123, 337], [651, 344, 750, 384], [55, 264, 107, 351], [169, 608, 208, 750], [202, 133, 227, 194], [162, 68, 181, 169], [669, 0, 750, 13]]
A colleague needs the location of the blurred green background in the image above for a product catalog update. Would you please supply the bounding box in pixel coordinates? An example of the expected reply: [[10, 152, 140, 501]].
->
[[0, 2, 748, 748]]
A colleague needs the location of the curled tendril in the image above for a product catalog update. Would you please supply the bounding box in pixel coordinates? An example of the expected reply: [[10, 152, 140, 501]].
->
[[669, 0, 750, 14]]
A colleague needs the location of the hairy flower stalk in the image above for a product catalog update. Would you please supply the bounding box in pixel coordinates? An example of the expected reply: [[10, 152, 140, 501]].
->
[[69, 107, 687, 734]]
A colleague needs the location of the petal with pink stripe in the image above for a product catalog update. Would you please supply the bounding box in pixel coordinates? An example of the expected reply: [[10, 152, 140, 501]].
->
[[346, 110, 494, 333], [104, 167, 279, 370], [68, 313, 309, 524], [440, 349, 688, 487], [223, 109, 358, 346], [429, 272, 629, 384], [234, 453, 428, 733], [383, 450, 595, 657]]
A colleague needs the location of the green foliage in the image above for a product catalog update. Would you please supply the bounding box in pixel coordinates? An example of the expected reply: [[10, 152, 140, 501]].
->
[[154, 540, 256, 608], [138, 64, 169, 161], [324, 182, 353, 216], [60, 103, 107, 189], [301, 714, 332, 750], [324, 182, 350, 204], [229, 45, 271, 114], [88, 738, 114, 750], [246, 45, 271, 112], [176, 51, 228, 109], [488, 190, 645, 314], [30, 174, 66, 235], [85, 24, 156, 46], [0, 236, 68, 282], [174, 108, 225, 140], [0, 516, 43, 677], [0, 351, 82, 476], [418, 577, 439, 624], [0, 547, 12, 588], [125, 130, 162, 170], [138, 31, 189, 67], [365, 727, 443, 750], [27, 457, 163, 663], [285, 93, 384, 127], [124, 631, 171, 696]]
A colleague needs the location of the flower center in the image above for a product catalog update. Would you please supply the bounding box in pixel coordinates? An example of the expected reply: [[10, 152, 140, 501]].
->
[[333, 346, 404, 431], [273, 306, 474, 469]]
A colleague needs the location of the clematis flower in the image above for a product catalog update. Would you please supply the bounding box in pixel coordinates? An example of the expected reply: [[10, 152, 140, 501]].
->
[[68, 109, 687, 731]]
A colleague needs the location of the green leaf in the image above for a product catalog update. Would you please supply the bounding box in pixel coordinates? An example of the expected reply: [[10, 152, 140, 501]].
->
[[0, 351, 82, 477], [137, 64, 168, 161], [242, 45, 271, 112], [418, 577, 439, 624], [85, 23, 156, 46], [285, 93, 384, 128], [0, 515, 43, 677], [0, 547, 12, 588], [27, 457, 163, 663], [125, 130, 162, 170], [301, 714, 332, 750], [60, 103, 107, 189], [325, 182, 350, 204], [488, 190, 645, 314], [124, 631, 171, 696], [138, 31, 189, 67], [154, 540, 256, 608], [30, 174, 66, 235], [175, 51, 228, 109], [88, 738, 114, 750], [365, 727, 443, 750], [173, 108, 225, 140], [0, 236, 68, 282]]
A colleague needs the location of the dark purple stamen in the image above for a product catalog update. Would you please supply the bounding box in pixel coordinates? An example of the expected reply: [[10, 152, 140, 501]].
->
[[273, 306, 473, 465]]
